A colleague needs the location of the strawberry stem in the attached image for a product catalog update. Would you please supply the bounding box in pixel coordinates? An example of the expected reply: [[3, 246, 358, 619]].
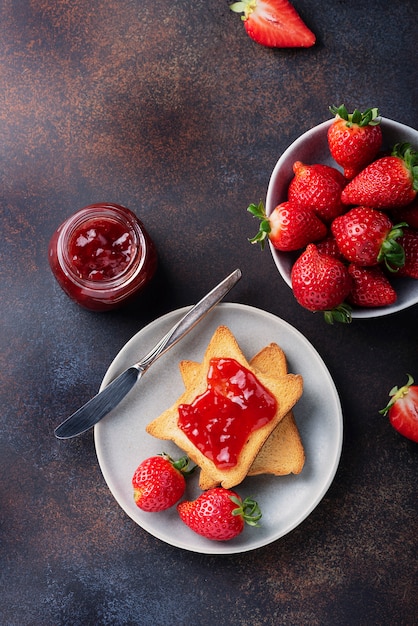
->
[[230, 495, 262, 527], [230, 1, 256, 20], [379, 374, 414, 416], [378, 222, 407, 272], [392, 143, 418, 193], [247, 201, 271, 250], [323, 303, 352, 325], [160, 452, 196, 476], [329, 104, 380, 127]]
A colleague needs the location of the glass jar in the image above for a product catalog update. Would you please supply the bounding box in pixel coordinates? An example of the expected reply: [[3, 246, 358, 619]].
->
[[49, 203, 157, 311]]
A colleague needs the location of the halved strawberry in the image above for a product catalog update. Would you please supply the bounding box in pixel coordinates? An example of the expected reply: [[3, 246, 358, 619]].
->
[[380, 374, 418, 443], [230, 0, 315, 48]]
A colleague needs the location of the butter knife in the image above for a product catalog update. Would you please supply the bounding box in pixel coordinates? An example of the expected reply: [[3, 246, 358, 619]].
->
[[54, 268, 242, 439]]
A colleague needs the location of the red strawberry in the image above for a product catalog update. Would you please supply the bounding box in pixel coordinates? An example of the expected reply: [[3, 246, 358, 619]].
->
[[248, 200, 327, 251], [290, 243, 352, 323], [395, 228, 418, 279], [331, 206, 406, 271], [379, 374, 418, 443], [177, 488, 262, 541], [341, 143, 418, 209], [229, 0, 315, 48], [347, 264, 397, 308], [328, 105, 383, 179], [315, 234, 344, 260], [132, 453, 194, 512], [391, 196, 418, 229], [288, 161, 347, 223]]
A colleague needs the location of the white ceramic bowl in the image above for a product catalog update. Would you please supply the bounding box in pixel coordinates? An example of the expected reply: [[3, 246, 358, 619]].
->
[[265, 117, 418, 318]]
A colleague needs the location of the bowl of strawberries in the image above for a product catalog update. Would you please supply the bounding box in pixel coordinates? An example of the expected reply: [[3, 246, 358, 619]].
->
[[256, 106, 418, 322]]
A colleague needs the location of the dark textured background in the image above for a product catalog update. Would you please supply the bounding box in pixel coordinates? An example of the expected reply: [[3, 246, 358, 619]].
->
[[0, 1, 417, 624]]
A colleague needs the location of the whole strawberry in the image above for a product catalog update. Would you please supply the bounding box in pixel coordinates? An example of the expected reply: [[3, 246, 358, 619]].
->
[[379, 374, 418, 443], [288, 161, 346, 222], [394, 229, 418, 279], [291, 243, 352, 323], [132, 453, 194, 512], [248, 200, 327, 251], [341, 143, 418, 209], [391, 197, 418, 229], [331, 206, 406, 271], [347, 264, 397, 308], [177, 488, 262, 541], [328, 105, 382, 179], [315, 234, 344, 260]]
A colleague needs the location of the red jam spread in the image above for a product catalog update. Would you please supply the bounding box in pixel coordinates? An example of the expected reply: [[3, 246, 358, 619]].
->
[[49, 203, 157, 311], [69, 218, 134, 281], [178, 358, 277, 469]]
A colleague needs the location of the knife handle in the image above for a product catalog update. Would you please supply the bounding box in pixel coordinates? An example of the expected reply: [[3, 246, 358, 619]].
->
[[136, 268, 241, 372]]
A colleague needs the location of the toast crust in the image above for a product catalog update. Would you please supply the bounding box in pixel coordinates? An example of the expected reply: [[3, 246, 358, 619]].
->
[[146, 326, 303, 489]]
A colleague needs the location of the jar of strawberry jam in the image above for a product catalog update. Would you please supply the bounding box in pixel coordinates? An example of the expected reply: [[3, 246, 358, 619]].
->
[[49, 203, 157, 311]]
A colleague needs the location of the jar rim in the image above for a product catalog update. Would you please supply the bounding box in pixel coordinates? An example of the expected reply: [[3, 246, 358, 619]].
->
[[56, 204, 148, 292]]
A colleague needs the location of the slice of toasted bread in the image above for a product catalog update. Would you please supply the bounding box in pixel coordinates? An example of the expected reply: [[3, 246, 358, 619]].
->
[[245, 343, 305, 475], [146, 326, 303, 490], [180, 343, 305, 477]]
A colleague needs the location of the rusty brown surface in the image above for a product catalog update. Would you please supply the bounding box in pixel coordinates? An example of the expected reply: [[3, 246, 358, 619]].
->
[[0, 1, 417, 624]]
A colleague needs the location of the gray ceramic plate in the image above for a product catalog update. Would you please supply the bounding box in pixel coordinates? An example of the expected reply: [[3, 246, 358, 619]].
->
[[95, 303, 343, 554]]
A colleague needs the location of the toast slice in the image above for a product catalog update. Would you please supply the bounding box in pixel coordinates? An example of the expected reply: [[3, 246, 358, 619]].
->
[[241, 343, 305, 475], [146, 326, 303, 489], [180, 343, 305, 477]]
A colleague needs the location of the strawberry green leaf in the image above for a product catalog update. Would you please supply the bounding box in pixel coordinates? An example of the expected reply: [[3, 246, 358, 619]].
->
[[329, 104, 380, 127], [392, 143, 418, 192], [329, 104, 348, 119], [323, 303, 352, 325], [247, 201, 267, 219], [230, 494, 262, 527], [377, 222, 408, 272], [160, 452, 196, 476], [230, 1, 248, 18], [379, 374, 414, 416], [247, 201, 271, 249]]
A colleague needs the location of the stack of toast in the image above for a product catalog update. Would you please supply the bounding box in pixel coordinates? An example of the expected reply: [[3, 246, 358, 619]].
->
[[146, 325, 305, 490]]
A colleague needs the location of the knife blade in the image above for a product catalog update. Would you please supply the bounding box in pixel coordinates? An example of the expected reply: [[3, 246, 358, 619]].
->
[[54, 268, 242, 439]]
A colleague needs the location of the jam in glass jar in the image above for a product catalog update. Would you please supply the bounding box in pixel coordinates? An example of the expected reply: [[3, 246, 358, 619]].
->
[[49, 203, 157, 311]]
